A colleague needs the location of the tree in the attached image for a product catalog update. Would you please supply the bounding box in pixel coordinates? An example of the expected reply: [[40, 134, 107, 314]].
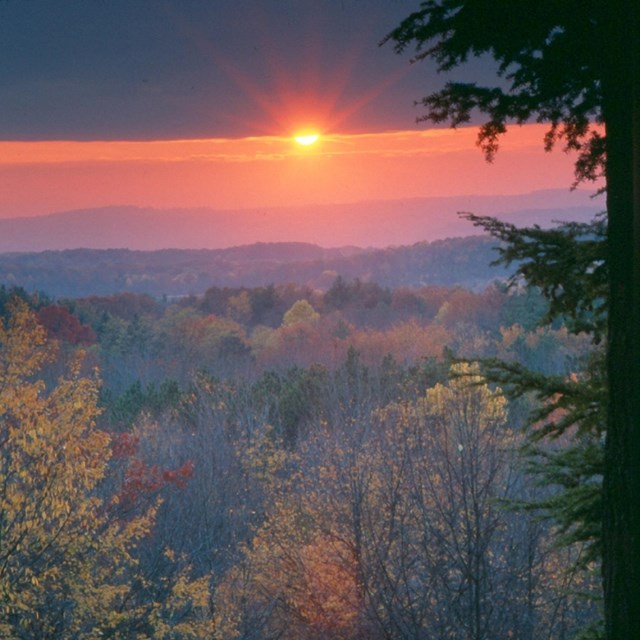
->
[[217, 365, 595, 640], [392, 365, 595, 640], [282, 300, 320, 327], [385, 3, 640, 637], [454, 213, 607, 638], [0, 298, 133, 637], [0, 299, 212, 638], [36, 304, 96, 346]]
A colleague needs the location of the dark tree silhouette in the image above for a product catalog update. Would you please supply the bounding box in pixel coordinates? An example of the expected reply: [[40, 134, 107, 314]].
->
[[385, 2, 640, 638]]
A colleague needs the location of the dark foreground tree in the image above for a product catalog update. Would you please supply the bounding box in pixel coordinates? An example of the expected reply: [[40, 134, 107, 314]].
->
[[385, 2, 640, 638]]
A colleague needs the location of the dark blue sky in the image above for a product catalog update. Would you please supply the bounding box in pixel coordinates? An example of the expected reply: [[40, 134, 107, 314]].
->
[[0, 0, 494, 140]]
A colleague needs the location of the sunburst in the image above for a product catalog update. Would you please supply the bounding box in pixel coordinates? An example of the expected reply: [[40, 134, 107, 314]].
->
[[294, 133, 320, 146]]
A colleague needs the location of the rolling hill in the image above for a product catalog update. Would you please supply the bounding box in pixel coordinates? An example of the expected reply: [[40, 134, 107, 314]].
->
[[0, 190, 601, 252]]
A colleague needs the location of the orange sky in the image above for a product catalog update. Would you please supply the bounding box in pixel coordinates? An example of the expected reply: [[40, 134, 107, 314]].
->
[[0, 123, 588, 218]]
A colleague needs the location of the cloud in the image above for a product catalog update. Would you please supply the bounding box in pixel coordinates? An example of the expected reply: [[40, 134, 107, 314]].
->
[[0, 124, 555, 168]]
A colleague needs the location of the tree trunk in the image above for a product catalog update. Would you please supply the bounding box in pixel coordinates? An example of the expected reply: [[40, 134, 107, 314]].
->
[[602, 1, 640, 638]]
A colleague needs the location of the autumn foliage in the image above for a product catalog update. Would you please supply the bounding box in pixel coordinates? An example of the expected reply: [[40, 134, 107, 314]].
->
[[0, 270, 601, 639], [0, 300, 211, 638]]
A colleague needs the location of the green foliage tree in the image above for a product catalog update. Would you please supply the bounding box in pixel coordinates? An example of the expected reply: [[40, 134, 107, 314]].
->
[[386, 3, 640, 637]]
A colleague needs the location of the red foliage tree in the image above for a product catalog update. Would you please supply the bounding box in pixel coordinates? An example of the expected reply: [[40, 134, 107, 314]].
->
[[37, 304, 96, 345]]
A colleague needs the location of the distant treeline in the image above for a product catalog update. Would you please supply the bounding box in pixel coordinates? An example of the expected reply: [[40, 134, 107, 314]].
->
[[0, 236, 508, 298]]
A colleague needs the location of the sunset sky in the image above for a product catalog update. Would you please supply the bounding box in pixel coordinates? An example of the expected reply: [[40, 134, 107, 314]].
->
[[0, 1, 599, 226]]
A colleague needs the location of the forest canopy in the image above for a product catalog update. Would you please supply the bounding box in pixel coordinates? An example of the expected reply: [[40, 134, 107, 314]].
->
[[0, 223, 603, 639]]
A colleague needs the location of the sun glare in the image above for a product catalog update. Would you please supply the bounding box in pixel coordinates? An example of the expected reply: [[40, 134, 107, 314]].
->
[[294, 133, 320, 146]]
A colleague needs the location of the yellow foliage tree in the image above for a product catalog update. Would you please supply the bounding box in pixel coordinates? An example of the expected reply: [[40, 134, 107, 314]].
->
[[0, 300, 213, 638], [281, 300, 319, 327]]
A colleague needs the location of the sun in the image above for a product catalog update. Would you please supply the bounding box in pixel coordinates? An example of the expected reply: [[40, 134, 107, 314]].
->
[[294, 132, 320, 146]]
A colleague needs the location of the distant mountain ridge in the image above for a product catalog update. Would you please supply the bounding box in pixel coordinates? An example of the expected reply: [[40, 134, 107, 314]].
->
[[0, 189, 602, 252]]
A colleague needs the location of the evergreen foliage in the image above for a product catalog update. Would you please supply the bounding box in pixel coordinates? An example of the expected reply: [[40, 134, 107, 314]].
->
[[384, 0, 604, 185], [456, 215, 606, 626], [385, 5, 640, 636]]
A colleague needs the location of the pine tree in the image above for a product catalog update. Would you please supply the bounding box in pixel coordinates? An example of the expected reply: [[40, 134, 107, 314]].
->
[[386, 4, 640, 636]]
